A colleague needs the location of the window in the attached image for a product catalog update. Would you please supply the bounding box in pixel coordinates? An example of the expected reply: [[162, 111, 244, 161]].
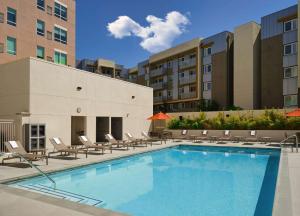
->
[[0, 43, 4, 53], [0, 12, 4, 23], [54, 26, 67, 44], [189, 70, 196, 76], [284, 43, 297, 55], [190, 86, 196, 92], [37, 20, 45, 36], [37, 0, 45, 10], [284, 66, 298, 78], [190, 54, 196, 59], [203, 64, 212, 73], [36, 46, 45, 59], [54, 51, 67, 65], [284, 95, 298, 107], [203, 47, 212, 57], [180, 73, 184, 78], [54, 2, 67, 21], [7, 36, 16, 55], [179, 88, 184, 94], [7, 7, 16, 26], [203, 82, 212, 91], [47, 6, 52, 15], [284, 19, 297, 32]]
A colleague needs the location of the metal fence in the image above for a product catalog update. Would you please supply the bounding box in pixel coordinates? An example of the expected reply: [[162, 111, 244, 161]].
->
[[0, 120, 15, 152]]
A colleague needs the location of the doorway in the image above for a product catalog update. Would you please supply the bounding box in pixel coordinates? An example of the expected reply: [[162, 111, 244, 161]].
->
[[111, 117, 123, 140], [96, 117, 109, 142], [71, 116, 86, 145]]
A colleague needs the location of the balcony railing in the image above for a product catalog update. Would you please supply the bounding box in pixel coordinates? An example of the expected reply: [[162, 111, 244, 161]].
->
[[150, 68, 165, 77], [179, 58, 196, 69], [179, 92, 197, 99], [154, 96, 163, 103], [151, 82, 164, 90], [179, 75, 196, 85]]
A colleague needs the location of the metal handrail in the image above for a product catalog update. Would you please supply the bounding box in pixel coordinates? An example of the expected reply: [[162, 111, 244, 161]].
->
[[280, 135, 298, 153], [16, 153, 56, 188]]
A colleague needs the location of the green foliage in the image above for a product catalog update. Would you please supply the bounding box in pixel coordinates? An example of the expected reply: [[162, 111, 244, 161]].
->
[[167, 109, 300, 130]]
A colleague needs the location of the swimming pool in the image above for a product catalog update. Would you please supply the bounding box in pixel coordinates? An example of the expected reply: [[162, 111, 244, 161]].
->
[[8, 145, 280, 216]]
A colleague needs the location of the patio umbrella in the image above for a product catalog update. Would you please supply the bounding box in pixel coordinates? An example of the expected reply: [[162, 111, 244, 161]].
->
[[286, 109, 300, 117], [147, 112, 171, 120]]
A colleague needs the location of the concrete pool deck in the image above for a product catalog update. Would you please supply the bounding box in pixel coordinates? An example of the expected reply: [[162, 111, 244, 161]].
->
[[0, 140, 299, 216]]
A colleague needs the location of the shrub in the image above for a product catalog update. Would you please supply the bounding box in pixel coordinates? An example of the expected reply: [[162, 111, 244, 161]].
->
[[167, 109, 300, 130]]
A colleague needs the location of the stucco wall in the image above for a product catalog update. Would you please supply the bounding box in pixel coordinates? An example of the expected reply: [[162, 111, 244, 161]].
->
[[0, 58, 153, 148]]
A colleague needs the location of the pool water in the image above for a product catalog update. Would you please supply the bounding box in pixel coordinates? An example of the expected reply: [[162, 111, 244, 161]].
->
[[8, 145, 280, 216]]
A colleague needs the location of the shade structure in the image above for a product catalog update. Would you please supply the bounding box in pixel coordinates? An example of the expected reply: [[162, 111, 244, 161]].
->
[[147, 112, 171, 120], [286, 108, 300, 117]]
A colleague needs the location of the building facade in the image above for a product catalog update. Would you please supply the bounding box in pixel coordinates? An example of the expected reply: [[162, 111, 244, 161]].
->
[[261, 5, 298, 108], [0, 58, 152, 148], [0, 0, 76, 66], [76, 58, 127, 79]]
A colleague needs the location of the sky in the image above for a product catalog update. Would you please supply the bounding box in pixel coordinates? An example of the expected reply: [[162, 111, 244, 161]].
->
[[76, 0, 297, 68]]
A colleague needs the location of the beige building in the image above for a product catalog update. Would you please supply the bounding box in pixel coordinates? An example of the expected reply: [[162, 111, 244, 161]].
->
[[76, 58, 127, 79], [0, 58, 153, 150], [234, 22, 261, 109], [0, 0, 76, 66]]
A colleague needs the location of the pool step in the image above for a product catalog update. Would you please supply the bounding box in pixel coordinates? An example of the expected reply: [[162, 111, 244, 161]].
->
[[16, 184, 104, 207]]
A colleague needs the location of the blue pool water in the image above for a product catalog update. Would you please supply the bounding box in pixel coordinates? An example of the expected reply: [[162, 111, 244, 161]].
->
[[8, 145, 280, 216]]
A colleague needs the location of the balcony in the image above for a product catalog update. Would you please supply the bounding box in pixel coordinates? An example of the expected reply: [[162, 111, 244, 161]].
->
[[179, 75, 197, 85], [179, 58, 196, 69], [150, 68, 165, 77], [179, 92, 197, 100], [154, 96, 164, 103], [150, 82, 164, 90]]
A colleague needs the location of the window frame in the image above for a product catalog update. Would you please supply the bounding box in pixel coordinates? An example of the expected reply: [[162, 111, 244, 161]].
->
[[54, 50, 67, 65], [284, 66, 298, 78], [284, 42, 297, 56], [37, 0, 45, 11], [7, 7, 16, 27], [54, 2, 67, 21], [284, 19, 297, 32], [284, 94, 298, 107], [36, 46, 45, 59], [54, 26, 67, 44], [6, 36, 16, 55], [203, 47, 212, 57], [203, 82, 212, 91], [37, 20, 45, 36], [203, 64, 212, 74]]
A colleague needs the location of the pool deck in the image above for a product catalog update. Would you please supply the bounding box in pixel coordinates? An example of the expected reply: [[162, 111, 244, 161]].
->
[[0, 140, 299, 216]]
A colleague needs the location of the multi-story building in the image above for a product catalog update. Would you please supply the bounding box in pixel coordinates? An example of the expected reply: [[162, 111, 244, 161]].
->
[[76, 58, 127, 79], [126, 34, 234, 113], [261, 5, 298, 108], [0, 0, 76, 66]]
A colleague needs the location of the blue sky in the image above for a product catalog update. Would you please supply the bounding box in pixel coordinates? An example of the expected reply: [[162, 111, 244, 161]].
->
[[76, 0, 297, 67]]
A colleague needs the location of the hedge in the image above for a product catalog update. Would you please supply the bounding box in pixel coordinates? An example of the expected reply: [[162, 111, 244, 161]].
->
[[167, 110, 300, 130]]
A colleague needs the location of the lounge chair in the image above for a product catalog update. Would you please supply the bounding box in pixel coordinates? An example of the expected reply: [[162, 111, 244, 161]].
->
[[245, 130, 258, 143], [49, 137, 87, 159], [172, 130, 188, 140], [219, 130, 232, 142], [79, 136, 112, 154], [125, 133, 147, 148], [3, 140, 48, 165], [105, 134, 129, 150], [195, 130, 209, 142], [142, 131, 165, 145]]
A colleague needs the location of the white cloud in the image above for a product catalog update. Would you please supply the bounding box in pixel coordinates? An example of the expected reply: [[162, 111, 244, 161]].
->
[[107, 11, 190, 53]]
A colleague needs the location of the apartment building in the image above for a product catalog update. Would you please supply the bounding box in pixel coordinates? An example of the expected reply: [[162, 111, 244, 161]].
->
[[200, 31, 234, 109], [76, 58, 127, 79], [261, 5, 298, 108], [0, 0, 75, 66]]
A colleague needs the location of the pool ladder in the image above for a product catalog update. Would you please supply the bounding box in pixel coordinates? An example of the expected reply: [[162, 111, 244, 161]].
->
[[280, 134, 298, 153], [16, 153, 56, 188]]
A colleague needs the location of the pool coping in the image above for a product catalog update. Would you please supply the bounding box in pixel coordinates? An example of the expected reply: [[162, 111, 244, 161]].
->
[[0, 142, 293, 216]]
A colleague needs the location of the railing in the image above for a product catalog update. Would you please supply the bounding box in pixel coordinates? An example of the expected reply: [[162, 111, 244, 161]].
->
[[0, 120, 15, 152], [150, 68, 165, 77], [179, 92, 197, 99], [280, 134, 298, 152], [150, 82, 164, 90], [179, 59, 196, 69], [179, 75, 196, 85]]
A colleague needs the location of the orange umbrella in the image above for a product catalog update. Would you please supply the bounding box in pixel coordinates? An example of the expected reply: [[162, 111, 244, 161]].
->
[[286, 109, 300, 117], [147, 112, 171, 120]]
